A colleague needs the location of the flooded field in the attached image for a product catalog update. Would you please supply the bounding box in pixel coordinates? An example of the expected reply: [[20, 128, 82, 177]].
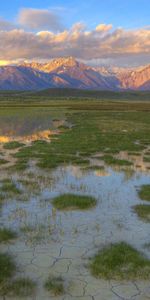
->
[[0, 101, 150, 300]]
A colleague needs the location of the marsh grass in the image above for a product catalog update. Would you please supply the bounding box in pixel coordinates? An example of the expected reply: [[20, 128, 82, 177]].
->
[[0, 253, 16, 288], [0, 179, 22, 195], [19, 179, 40, 194], [8, 278, 36, 297], [83, 165, 104, 171], [128, 152, 141, 156], [0, 228, 17, 243], [11, 106, 150, 170], [138, 185, 150, 201], [20, 223, 52, 245], [52, 194, 97, 210], [90, 242, 150, 280], [58, 125, 69, 130], [134, 205, 150, 222], [101, 155, 133, 166], [9, 159, 28, 171], [0, 158, 8, 165], [0, 193, 5, 202], [3, 141, 25, 150], [44, 276, 65, 295], [144, 156, 150, 162]]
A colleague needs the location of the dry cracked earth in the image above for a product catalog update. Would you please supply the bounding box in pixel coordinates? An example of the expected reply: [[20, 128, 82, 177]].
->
[[0, 151, 150, 300]]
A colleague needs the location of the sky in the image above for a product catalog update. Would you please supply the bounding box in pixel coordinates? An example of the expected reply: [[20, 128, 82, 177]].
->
[[0, 0, 150, 67]]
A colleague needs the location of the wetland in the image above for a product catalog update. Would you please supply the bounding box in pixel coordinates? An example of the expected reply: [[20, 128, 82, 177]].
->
[[0, 98, 150, 299]]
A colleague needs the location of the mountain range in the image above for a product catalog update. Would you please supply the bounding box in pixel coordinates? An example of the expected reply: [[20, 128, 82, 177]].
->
[[0, 56, 150, 91]]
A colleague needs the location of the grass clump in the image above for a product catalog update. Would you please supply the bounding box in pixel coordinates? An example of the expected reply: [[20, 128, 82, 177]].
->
[[3, 141, 25, 150], [134, 205, 150, 222], [0, 159, 8, 165], [52, 194, 97, 210], [10, 159, 28, 171], [102, 155, 133, 166], [138, 185, 150, 201], [128, 151, 141, 156], [144, 156, 150, 162], [0, 253, 16, 287], [83, 165, 104, 171], [44, 276, 65, 296], [8, 278, 36, 297], [0, 228, 17, 243], [0, 179, 22, 195], [90, 242, 150, 280]]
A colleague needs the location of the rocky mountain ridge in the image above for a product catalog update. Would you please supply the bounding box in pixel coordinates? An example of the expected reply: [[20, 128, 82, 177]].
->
[[0, 56, 150, 91]]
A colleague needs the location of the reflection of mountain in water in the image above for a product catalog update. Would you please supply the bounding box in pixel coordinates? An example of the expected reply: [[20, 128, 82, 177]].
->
[[0, 109, 65, 137]]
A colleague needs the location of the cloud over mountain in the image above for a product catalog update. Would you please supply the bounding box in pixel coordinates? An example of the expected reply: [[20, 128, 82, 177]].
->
[[0, 8, 149, 66]]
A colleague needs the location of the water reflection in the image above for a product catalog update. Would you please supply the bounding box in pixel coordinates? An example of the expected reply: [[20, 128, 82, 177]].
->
[[0, 108, 66, 137]]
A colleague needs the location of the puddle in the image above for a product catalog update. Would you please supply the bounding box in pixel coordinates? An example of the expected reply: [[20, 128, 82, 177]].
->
[[0, 163, 150, 299], [0, 108, 150, 299], [0, 107, 66, 140]]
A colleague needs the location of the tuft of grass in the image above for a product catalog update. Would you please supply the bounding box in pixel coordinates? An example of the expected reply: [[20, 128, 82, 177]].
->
[[10, 159, 28, 171], [128, 151, 141, 156], [52, 194, 97, 210], [101, 155, 133, 166], [3, 141, 25, 150], [144, 156, 150, 162], [138, 185, 150, 201], [44, 276, 65, 296], [0, 179, 22, 195], [0, 159, 8, 165], [83, 165, 104, 171], [90, 242, 150, 280], [134, 205, 150, 222], [0, 193, 5, 202], [0, 228, 17, 243], [0, 253, 16, 285], [58, 125, 69, 130], [8, 278, 36, 297]]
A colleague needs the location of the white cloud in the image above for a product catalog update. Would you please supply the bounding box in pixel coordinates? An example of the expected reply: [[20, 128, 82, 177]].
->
[[0, 13, 149, 66], [17, 8, 64, 32], [95, 23, 112, 32]]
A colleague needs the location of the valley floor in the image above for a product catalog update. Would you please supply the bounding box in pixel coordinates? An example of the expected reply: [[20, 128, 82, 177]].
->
[[0, 99, 150, 299]]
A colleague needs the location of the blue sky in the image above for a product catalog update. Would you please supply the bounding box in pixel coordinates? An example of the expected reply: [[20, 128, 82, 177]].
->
[[0, 0, 150, 66], [1, 0, 150, 30]]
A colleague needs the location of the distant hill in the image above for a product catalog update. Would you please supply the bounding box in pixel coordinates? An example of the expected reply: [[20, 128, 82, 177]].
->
[[0, 57, 150, 91], [29, 88, 150, 101], [0, 88, 149, 103]]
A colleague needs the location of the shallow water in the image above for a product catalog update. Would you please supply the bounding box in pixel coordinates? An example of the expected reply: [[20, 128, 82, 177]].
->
[[1, 164, 150, 299], [0, 108, 66, 138]]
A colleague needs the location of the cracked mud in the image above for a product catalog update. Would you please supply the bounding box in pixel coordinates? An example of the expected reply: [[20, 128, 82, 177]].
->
[[0, 160, 150, 300]]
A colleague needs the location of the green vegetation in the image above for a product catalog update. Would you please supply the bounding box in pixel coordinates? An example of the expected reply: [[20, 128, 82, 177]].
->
[[3, 141, 25, 150], [8, 278, 36, 297], [58, 125, 69, 130], [0, 253, 16, 287], [0, 159, 8, 165], [128, 151, 141, 156], [44, 276, 65, 296], [52, 194, 97, 210], [144, 156, 150, 162], [8, 100, 149, 170], [10, 159, 28, 171], [101, 155, 133, 166], [134, 205, 150, 222], [83, 165, 104, 171], [0, 193, 5, 202], [0, 228, 17, 243], [0, 179, 22, 195], [138, 185, 150, 201], [90, 242, 150, 280]]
